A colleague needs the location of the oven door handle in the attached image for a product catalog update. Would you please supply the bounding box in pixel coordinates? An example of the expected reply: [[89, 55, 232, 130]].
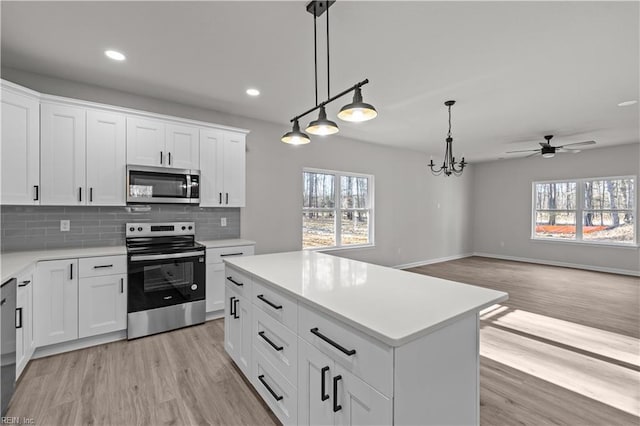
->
[[129, 251, 203, 262]]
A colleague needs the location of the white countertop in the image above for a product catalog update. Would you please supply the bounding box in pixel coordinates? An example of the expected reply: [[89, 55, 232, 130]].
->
[[225, 251, 508, 347], [1, 238, 255, 283]]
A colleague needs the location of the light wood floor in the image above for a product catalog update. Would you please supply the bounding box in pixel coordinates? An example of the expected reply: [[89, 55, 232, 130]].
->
[[7, 256, 640, 425]]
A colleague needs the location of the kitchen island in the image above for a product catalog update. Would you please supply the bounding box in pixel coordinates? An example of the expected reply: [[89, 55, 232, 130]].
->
[[224, 251, 508, 425]]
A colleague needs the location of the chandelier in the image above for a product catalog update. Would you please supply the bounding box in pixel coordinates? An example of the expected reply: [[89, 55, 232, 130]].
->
[[281, 0, 378, 145], [429, 100, 466, 176]]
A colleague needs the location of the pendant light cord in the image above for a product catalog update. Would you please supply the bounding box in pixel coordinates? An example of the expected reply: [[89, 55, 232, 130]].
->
[[313, 12, 318, 107], [448, 104, 452, 139], [326, 1, 330, 99]]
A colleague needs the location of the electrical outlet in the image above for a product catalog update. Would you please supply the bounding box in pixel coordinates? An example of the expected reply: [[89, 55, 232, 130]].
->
[[221, 217, 227, 227], [60, 220, 70, 232]]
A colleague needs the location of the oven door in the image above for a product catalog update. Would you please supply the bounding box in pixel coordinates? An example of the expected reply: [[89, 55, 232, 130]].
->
[[127, 165, 199, 204], [128, 251, 205, 313]]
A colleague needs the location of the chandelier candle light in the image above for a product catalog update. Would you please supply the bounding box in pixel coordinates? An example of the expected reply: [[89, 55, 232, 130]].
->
[[281, 0, 378, 145], [429, 100, 466, 176]]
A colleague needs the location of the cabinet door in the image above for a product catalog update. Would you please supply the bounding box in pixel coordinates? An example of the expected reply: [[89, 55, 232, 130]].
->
[[237, 294, 252, 376], [86, 110, 126, 205], [333, 365, 392, 426], [40, 103, 86, 205], [16, 279, 26, 378], [298, 338, 335, 426], [166, 124, 199, 169], [222, 131, 246, 207], [78, 274, 127, 338], [1, 88, 40, 205], [34, 259, 78, 346], [126, 117, 165, 167], [225, 285, 241, 361], [206, 262, 225, 312], [199, 128, 224, 207]]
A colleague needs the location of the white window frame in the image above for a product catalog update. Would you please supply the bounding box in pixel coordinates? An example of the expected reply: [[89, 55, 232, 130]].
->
[[303, 167, 375, 251], [531, 175, 638, 247]]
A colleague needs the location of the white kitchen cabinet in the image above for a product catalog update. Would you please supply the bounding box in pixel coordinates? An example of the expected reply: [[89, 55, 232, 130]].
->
[[200, 129, 246, 207], [206, 245, 254, 314], [225, 282, 252, 377], [1, 84, 40, 205], [126, 117, 165, 167], [15, 267, 35, 379], [40, 103, 86, 205], [78, 274, 127, 338], [34, 259, 78, 346], [86, 109, 126, 205], [298, 338, 391, 426], [166, 123, 199, 169]]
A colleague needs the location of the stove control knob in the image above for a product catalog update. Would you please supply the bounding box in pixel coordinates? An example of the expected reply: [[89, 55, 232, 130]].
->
[[191, 284, 198, 291], [182, 226, 186, 231], [188, 226, 193, 230], [137, 227, 143, 232], [129, 227, 134, 232]]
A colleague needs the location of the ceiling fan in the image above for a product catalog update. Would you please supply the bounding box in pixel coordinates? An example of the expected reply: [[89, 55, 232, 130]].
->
[[506, 135, 596, 158]]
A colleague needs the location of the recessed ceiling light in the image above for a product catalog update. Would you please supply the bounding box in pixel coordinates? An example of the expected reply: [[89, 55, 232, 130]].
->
[[246, 88, 260, 97], [104, 50, 126, 61], [617, 100, 637, 107]]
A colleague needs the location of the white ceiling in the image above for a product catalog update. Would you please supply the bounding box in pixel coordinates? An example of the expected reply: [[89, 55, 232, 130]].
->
[[2, 1, 638, 162]]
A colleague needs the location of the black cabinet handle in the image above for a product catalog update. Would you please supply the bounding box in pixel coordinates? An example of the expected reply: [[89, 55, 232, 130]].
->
[[226, 192, 229, 204], [258, 375, 283, 401], [257, 294, 283, 310], [226, 276, 243, 287], [0, 298, 5, 306], [90, 187, 93, 202], [120, 278, 124, 294], [33, 185, 39, 201], [229, 296, 236, 317], [258, 331, 283, 351], [310, 328, 356, 356], [18, 280, 31, 287], [78, 187, 82, 202], [70, 263, 74, 280], [160, 151, 163, 165], [321, 366, 330, 401], [219, 192, 222, 204], [333, 375, 342, 412], [93, 264, 113, 269], [220, 252, 244, 257], [168, 152, 172, 165], [16, 307, 23, 329], [233, 299, 240, 319]]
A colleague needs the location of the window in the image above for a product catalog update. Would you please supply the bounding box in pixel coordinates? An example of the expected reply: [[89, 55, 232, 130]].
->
[[532, 176, 636, 245], [303, 169, 374, 250]]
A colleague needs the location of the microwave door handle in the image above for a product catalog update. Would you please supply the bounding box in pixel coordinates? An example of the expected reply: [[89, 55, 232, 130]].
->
[[130, 251, 203, 262], [186, 175, 191, 198]]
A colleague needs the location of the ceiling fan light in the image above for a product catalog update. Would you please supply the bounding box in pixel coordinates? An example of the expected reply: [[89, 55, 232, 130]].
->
[[542, 152, 555, 159], [306, 106, 339, 135], [337, 87, 378, 122], [281, 120, 310, 145]]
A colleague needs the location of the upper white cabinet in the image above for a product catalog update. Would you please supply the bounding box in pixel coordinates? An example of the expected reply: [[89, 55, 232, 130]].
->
[[1, 85, 40, 205], [127, 118, 199, 169], [40, 102, 87, 205], [86, 110, 126, 205], [200, 129, 246, 207]]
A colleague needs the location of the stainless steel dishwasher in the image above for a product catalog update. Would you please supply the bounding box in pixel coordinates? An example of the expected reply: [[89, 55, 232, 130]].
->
[[1, 278, 16, 416]]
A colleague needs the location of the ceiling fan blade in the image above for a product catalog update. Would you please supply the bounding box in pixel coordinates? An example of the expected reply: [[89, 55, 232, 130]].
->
[[557, 147, 581, 152], [526, 152, 541, 158], [558, 140, 596, 148], [506, 149, 540, 153]]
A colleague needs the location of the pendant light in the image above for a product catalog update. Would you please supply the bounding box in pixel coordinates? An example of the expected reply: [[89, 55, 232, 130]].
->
[[281, 0, 377, 144], [429, 100, 467, 177]]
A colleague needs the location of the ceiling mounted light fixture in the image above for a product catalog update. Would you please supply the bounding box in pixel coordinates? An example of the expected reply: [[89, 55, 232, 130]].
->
[[429, 100, 467, 177], [104, 49, 126, 61], [281, 0, 377, 144]]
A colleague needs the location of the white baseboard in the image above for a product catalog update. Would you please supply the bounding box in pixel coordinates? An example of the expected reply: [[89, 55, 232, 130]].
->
[[472, 252, 640, 277], [394, 253, 473, 270], [206, 310, 224, 321], [32, 330, 127, 359]]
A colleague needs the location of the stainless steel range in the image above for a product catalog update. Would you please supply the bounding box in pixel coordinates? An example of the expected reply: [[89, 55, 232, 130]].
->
[[126, 222, 205, 339]]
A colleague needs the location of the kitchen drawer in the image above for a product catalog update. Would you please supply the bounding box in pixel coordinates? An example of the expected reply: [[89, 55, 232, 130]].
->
[[253, 306, 298, 386], [207, 245, 254, 264], [252, 278, 298, 332], [225, 266, 252, 298], [298, 303, 393, 398], [79, 255, 127, 278], [253, 348, 297, 426]]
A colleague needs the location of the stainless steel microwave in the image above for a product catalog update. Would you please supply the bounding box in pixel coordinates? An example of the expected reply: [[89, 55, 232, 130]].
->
[[126, 165, 200, 204]]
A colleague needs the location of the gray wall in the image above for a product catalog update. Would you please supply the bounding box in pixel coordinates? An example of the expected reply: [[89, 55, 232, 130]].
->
[[471, 143, 640, 274], [1, 68, 474, 267], [1, 205, 240, 252]]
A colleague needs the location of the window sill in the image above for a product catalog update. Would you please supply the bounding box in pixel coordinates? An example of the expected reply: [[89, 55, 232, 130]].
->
[[530, 237, 639, 249], [304, 243, 376, 253]]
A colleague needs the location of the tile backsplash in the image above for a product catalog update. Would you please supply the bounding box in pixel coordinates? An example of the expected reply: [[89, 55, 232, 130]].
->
[[1, 205, 240, 252]]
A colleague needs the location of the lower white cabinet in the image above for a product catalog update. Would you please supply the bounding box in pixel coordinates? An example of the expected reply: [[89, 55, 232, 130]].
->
[[224, 282, 252, 376], [34, 259, 79, 346], [16, 268, 35, 379], [78, 274, 127, 338], [206, 245, 254, 313]]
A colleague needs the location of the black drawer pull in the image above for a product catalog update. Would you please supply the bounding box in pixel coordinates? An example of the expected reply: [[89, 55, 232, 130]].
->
[[258, 331, 283, 351], [229, 296, 236, 317], [18, 280, 31, 287], [310, 328, 356, 356], [226, 276, 243, 286], [258, 374, 283, 401], [321, 366, 330, 401], [34, 185, 39, 201], [233, 299, 240, 319], [93, 264, 113, 269], [257, 294, 283, 310], [333, 375, 342, 412], [220, 252, 244, 257]]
